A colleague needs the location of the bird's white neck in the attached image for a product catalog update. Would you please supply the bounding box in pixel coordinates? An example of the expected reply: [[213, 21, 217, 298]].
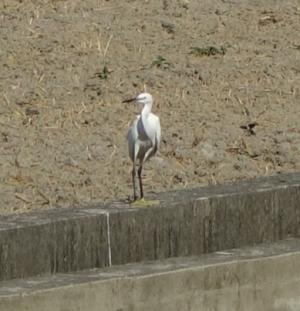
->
[[141, 102, 152, 118]]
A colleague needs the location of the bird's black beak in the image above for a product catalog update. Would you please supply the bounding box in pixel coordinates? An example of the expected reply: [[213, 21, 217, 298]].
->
[[122, 97, 136, 103]]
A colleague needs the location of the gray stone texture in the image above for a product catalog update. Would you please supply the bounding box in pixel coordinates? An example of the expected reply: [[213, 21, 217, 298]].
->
[[1, 239, 300, 311], [0, 210, 109, 280], [0, 173, 300, 280]]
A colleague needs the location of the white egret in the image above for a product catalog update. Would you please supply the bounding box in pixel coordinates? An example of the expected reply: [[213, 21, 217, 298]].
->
[[123, 93, 161, 203]]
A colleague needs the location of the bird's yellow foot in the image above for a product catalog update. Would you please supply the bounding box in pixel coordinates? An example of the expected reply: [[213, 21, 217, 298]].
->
[[130, 198, 160, 207]]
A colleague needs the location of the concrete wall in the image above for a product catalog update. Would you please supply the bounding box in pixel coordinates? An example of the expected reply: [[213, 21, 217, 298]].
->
[[1, 239, 300, 311], [0, 173, 300, 281]]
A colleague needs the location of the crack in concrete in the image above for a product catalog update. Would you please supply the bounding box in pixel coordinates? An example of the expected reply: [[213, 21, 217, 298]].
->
[[105, 212, 112, 267]]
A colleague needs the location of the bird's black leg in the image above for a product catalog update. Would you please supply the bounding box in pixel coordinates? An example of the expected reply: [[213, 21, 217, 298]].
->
[[138, 164, 144, 199], [132, 165, 137, 201]]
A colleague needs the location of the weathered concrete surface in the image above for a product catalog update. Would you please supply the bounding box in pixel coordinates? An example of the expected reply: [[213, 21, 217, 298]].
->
[[0, 210, 109, 281], [1, 238, 300, 311], [113, 185, 300, 264], [0, 173, 300, 280]]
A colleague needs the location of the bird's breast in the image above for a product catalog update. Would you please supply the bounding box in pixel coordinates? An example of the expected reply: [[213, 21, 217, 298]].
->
[[137, 117, 150, 141]]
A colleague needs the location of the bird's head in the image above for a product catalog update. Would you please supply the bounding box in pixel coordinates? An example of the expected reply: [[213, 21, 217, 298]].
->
[[135, 93, 153, 105], [122, 93, 153, 106]]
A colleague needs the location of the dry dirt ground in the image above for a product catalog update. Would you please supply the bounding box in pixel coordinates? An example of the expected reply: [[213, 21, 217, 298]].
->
[[0, 0, 300, 214]]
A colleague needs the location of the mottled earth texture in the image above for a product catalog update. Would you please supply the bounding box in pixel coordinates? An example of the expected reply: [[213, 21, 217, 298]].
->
[[0, 0, 300, 214]]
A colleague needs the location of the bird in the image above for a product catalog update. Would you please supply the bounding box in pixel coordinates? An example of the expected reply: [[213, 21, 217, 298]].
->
[[122, 92, 161, 204]]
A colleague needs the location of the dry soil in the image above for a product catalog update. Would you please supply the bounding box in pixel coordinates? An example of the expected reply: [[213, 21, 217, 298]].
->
[[1, 0, 300, 214]]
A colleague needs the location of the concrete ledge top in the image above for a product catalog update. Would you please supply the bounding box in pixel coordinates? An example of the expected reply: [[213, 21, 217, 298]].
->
[[1, 172, 300, 230], [1, 238, 300, 297]]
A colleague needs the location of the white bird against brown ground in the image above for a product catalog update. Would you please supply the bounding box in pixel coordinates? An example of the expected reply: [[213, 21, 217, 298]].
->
[[122, 93, 161, 205]]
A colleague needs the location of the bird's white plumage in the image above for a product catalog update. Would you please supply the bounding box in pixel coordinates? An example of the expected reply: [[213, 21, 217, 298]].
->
[[127, 93, 161, 164], [125, 92, 161, 200]]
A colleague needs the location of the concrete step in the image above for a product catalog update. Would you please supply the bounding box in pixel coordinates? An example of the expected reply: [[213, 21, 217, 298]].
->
[[1, 173, 300, 281], [1, 238, 300, 311]]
